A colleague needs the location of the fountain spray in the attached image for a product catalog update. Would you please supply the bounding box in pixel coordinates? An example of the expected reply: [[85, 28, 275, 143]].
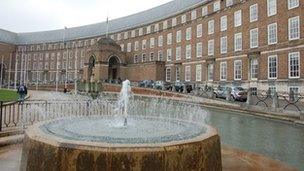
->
[[118, 79, 131, 127]]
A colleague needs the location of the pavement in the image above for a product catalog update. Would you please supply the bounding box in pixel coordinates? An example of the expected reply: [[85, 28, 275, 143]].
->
[[0, 144, 297, 171]]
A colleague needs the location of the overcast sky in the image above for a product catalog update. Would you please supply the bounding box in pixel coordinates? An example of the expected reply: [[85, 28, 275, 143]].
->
[[0, 0, 172, 33]]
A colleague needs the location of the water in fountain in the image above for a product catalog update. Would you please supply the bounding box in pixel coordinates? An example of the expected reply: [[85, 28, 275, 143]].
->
[[116, 79, 132, 127]]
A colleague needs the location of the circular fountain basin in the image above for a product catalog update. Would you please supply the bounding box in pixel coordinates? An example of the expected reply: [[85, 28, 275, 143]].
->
[[21, 116, 222, 171]]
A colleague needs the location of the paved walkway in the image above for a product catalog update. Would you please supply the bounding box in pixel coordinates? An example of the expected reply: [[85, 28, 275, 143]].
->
[[0, 144, 296, 171]]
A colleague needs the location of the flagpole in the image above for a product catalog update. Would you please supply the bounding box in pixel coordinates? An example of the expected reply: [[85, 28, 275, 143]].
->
[[106, 16, 109, 37]]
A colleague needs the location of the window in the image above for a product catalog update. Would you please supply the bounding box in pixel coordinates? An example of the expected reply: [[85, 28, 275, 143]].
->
[[208, 64, 214, 81], [127, 43, 132, 52], [197, 24, 202, 38], [196, 42, 202, 58], [134, 54, 138, 63], [289, 16, 300, 40], [167, 33, 172, 45], [268, 23, 277, 44], [288, 0, 299, 9], [150, 38, 155, 48], [267, 0, 277, 17], [176, 30, 182, 43], [124, 32, 128, 39], [181, 14, 187, 24], [131, 30, 135, 38], [234, 33, 242, 51], [196, 65, 202, 81], [142, 53, 147, 62], [220, 62, 227, 81], [186, 27, 192, 40], [221, 36, 227, 54], [202, 6, 208, 16], [154, 23, 159, 32], [250, 59, 258, 80], [220, 16, 227, 31], [158, 50, 163, 61], [163, 21, 168, 29], [176, 67, 180, 82], [268, 55, 277, 79], [142, 39, 147, 50], [208, 40, 214, 56], [208, 20, 214, 34], [213, 1, 220, 12], [289, 52, 300, 78], [172, 18, 177, 27], [191, 10, 197, 20], [166, 68, 171, 82], [234, 10, 242, 27], [146, 26, 151, 34], [150, 52, 155, 61], [134, 41, 139, 51], [250, 28, 259, 48], [117, 34, 121, 41], [186, 45, 192, 59], [269, 86, 277, 96], [139, 28, 143, 36], [249, 7, 258, 23], [226, 0, 233, 7], [176, 47, 181, 60], [158, 36, 163, 47], [234, 60, 242, 80], [185, 66, 191, 82], [167, 49, 172, 61]]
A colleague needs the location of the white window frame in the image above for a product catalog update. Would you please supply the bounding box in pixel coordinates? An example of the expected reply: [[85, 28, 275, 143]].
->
[[167, 49, 172, 62], [250, 4, 258, 22], [197, 24, 202, 38], [288, 0, 299, 10], [268, 23, 277, 45], [220, 16, 227, 31], [176, 30, 182, 43], [288, 16, 300, 40], [191, 10, 197, 20], [150, 38, 155, 48], [208, 20, 214, 35], [267, 0, 277, 17], [288, 52, 300, 78], [234, 33, 242, 51], [226, 0, 233, 7], [208, 39, 214, 56], [186, 44, 192, 59], [196, 42, 202, 58], [220, 62, 227, 81], [234, 60, 242, 80], [202, 6, 208, 16], [176, 47, 181, 60], [220, 36, 227, 54], [196, 64, 202, 82], [186, 27, 192, 41], [158, 36, 163, 47], [181, 14, 187, 24], [167, 33, 172, 45], [250, 58, 259, 80], [234, 10, 242, 27], [208, 64, 214, 81], [185, 66, 191, 82], [166, 68, 171, 82], [213, 1, 220, 12], [250, 28, 259, 48], [268, 55, 277, 79]]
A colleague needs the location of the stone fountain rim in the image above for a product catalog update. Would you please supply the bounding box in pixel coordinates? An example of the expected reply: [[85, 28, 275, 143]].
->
[[25, 117, 218, 151]]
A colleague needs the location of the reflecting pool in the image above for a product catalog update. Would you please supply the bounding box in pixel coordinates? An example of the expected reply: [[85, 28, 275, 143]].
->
[[208, 107, 304, 170]]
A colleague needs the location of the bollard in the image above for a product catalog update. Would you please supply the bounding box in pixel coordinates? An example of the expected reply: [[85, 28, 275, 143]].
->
[[272, 91, 279, 108], [172, 85, 176, 92], [246, 88, 253, 105]]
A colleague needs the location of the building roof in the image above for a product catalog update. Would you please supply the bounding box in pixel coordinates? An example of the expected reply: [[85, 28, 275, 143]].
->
[[0, 0, 208, 45]]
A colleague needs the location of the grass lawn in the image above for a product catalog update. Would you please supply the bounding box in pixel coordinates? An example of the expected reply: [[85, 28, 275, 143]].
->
[[0, 89, 18, 102]]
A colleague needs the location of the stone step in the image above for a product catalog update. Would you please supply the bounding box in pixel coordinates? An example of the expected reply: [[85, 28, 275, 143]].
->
[[0, 134, 24, 148], [0, 129, 24, 138]]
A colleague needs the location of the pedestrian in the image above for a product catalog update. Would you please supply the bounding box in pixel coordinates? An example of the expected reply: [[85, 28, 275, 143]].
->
[[17, 83, 27, 104], [64, 87, 68, 93]]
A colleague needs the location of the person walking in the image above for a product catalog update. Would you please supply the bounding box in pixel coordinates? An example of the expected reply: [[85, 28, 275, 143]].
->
[[17, 83, 27, 104]]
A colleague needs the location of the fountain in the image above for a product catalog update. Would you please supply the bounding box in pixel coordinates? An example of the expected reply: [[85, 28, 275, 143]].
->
[[20, 80, 222, 170]]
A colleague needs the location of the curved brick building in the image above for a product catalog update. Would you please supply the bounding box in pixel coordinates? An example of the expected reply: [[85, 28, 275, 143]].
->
[[0, 0, 303, 93]]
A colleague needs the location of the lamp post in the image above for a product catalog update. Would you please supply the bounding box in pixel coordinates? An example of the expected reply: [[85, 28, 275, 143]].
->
[[0, 55, 4, 89]]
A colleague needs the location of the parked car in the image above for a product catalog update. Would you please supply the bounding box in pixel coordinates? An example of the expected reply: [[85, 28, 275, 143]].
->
[[230, 86, 247, 102], [138, 80, 154, 88], [214, 86, 229, 99], [174, 82, 184, 92], [153, 80, 164, 90]]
